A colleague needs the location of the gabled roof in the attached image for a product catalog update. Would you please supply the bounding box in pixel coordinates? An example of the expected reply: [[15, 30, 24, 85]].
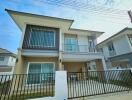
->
[[0, 48, 16, 57], [97, 27, 132, 46], [5, 9, 104, 37]]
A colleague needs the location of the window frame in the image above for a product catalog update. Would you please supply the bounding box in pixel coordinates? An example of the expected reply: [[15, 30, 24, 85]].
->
[[29, 28, 56, 48], [107, 42, 116, 56], [108, 42, 115, 51], [64, 37, 78, 52], [128, 34, 132, 46], [0, 56, 5, 61], [26, 62, 55, 85]]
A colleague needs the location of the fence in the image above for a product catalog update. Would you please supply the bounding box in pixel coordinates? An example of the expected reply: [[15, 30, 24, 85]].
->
[[67, 70, 132, 99], [0, 73, 55, 100]]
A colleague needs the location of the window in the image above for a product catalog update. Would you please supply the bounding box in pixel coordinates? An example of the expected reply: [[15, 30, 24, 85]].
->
[[29, 29, 55, 48], [0, 56, 4, 61], [27, 63, 54, 84], [108, 42, 115, 51], [64, 38, 78, 52], [128, 34, 132, 46], [108, 42, 116, 56]]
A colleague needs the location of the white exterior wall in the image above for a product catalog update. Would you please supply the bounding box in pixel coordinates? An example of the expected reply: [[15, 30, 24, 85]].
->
[[77, 35, 88, 52], [113, 35, 132, 55], [0, 56, 16, 67], [102, 35, 132, 58], [7, 56, 16, 67], [102, 46, 109, 59], [0, 56, 9, 66], [77, 35, 88, 45]]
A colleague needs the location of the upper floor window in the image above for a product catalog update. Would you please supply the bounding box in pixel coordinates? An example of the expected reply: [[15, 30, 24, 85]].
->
[[128, 34, 132, 46], [64, 34, 78, 52], [29, 29, 55, 48], [108, 43, 114, 51], [107, 42, 116, 56], [22, 25, 59, 50], [0, 56, 4, 61]]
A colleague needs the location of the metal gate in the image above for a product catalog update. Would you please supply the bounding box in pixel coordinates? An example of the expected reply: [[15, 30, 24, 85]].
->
[[67, 70, 132, 99]]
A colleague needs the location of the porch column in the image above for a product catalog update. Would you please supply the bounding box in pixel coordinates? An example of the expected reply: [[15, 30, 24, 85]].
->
[[105, 59, 112, 69], [82, 65, 86, 79], [101, 58, 107, 70]]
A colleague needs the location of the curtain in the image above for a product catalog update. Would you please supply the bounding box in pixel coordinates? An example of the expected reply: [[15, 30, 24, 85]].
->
[[27, 63, 41, 84], [30, 29, 55, 47], [27, 63, 54, 84], [64, 38, 77, 52]]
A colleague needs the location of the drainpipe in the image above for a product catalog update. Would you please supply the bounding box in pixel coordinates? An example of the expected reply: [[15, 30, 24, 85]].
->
[[58, 29, 63, 70]]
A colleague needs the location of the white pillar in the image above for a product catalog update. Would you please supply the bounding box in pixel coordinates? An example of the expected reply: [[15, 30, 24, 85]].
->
[[55, 71, 68, 100], [29, 71, 68, 100], [102, 58, 107, 70]]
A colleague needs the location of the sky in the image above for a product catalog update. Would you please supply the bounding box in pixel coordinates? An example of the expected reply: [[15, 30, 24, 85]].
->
[[0, 0, 132, 53]]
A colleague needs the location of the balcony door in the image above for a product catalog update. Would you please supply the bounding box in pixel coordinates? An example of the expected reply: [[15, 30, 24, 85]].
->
[[64, 34, 78, 52]]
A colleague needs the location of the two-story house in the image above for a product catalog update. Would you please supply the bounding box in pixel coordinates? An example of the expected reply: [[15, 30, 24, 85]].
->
[[6, 9, 107, 83], [0, 48, 16, 74], [97, 27, 132, 69]]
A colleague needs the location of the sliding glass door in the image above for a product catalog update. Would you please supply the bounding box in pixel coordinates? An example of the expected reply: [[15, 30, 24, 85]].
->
[[64, 38, 78, 52], [27, 63, 54, 84]]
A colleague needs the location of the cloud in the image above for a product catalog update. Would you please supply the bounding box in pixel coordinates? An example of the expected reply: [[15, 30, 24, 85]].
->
[[0, 0, 132, 52]]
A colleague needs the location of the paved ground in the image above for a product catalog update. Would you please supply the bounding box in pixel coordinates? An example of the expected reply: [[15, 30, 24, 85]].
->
[[70, 91, 132, 100], [68, 80, 129, 98]]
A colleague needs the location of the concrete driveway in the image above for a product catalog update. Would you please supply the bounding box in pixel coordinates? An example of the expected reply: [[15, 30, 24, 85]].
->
[[70, 92, 132, 100], [68, 80, 129, 98]]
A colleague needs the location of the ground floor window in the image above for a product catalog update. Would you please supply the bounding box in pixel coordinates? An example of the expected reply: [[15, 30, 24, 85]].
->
[[27, 62, 54, 84]]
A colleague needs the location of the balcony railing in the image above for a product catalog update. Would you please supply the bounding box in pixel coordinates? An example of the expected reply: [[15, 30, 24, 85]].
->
[[63, 44, 97, 53], [109, 50, 116, 57], [0, 73, 55, 100]]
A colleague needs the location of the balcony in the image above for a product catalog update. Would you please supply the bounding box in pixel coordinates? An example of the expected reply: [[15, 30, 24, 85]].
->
[[62, 44, 103, 61], [63, 44, 97, 53], [109, 50, 116, 57]]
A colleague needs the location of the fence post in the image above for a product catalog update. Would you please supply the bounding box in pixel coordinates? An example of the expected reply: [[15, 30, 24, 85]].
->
[[55, 71, 68, 100]]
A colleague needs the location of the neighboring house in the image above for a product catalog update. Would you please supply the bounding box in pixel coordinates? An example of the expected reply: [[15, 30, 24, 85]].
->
[[0, 48, 16, 73], [97, 27, 132, 69], [6, 9, 107, 84]]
